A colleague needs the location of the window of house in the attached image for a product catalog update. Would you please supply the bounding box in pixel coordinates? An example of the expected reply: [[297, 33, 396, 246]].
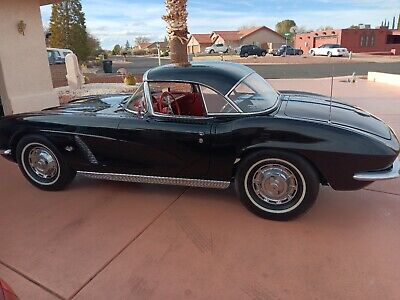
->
[[360, 35, 365, 47], [200, 86, 238, 114]]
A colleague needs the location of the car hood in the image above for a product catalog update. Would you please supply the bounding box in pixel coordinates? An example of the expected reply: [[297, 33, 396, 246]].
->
[[43, 94, 130, 114], [281, 90, 391, 139]]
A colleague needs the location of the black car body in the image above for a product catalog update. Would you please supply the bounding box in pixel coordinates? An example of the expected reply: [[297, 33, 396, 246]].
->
[[239, 45, 267, 57], [0, 62, 399, 220], [273, 45, 303, 56]]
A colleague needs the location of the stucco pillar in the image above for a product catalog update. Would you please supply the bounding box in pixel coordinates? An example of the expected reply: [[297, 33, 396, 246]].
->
[[0, 0, 58, 115]]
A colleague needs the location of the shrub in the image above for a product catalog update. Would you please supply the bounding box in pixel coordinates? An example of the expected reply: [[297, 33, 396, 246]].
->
[[132, 49, 147, 56], [124, 74, 137, 86]]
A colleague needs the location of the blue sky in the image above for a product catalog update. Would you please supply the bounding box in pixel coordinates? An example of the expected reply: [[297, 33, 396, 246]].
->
[[40, 0, 400, 49]]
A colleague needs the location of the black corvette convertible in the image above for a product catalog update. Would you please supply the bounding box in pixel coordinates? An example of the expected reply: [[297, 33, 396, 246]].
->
[[0, 62, 399, 220]]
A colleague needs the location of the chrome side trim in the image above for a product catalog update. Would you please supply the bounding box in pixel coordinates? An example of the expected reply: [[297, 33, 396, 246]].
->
[[74, 136, 99, 165], [353, 159, 400, 181], [0, 149, 12, 156], [40, 130, 116, 141], [78, 171, 231, 189]]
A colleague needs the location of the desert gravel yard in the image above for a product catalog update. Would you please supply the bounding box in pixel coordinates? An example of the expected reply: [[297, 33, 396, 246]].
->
[[0, 77, 399, 300]]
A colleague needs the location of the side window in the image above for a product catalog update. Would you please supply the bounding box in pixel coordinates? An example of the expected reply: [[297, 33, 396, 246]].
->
[[149, 82, 206, 117], [126, 84, 147, 114], [200, 86, 238, 114]]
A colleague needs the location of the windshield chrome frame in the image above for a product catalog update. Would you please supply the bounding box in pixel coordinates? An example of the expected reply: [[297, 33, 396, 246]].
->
[[225, 71, 281, 115], [123, 82, 148, 117]]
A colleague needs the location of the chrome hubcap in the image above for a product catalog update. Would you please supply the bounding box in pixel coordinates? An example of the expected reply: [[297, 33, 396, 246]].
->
[[252, 164, 298, 205], [28, 146, 58, 180]]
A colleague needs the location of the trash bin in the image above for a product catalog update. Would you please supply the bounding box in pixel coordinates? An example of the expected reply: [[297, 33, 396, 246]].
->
[[102, 60, 113, 73]]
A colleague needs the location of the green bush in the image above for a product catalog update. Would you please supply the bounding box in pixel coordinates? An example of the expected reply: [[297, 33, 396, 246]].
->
[[160, 50, 170, 57], [132, 49, 147, 56], [148, 48, 158, 55]]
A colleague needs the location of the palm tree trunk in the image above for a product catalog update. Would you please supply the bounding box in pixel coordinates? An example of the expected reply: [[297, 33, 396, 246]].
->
[[163, 0, 189, 66]]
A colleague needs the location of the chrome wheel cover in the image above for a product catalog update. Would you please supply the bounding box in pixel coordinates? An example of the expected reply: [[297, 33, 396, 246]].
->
[[251, 163, 298, 206], [27, 146, 58, 180]]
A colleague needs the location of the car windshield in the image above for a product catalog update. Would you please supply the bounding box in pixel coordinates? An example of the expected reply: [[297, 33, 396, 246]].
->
[[228, 73, 279, 113]]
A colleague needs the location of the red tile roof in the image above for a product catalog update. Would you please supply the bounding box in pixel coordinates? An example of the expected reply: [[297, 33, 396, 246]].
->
[[212, 31, 241, 42], [191, 34, 213, 45]]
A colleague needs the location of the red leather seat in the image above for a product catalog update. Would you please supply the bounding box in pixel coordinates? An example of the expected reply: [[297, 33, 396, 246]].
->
[[176, 93, 205, 116]]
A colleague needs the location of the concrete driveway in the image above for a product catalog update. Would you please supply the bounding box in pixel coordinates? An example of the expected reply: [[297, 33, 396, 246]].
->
[[0, 78, 399, 300]]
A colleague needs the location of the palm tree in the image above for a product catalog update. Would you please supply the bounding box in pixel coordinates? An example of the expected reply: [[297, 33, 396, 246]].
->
[[163, 0, 189, 66]]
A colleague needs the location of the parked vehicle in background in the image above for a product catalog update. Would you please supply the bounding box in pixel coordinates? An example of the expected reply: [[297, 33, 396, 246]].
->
[[272, 45, 303, 56], [47, 49, 63, 65], [205, 43, 229, 54], [47, 48, 73, 64], [56, 48, 73, 61], [239, 45, 267, 57], [309, 44, 349, 57]]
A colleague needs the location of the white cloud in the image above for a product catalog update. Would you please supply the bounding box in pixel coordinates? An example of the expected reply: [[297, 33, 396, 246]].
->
[[41, 0, 400, 49]]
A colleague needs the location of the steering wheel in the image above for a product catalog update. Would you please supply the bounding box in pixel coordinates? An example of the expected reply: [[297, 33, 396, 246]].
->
[[158, 91, 181, 115]]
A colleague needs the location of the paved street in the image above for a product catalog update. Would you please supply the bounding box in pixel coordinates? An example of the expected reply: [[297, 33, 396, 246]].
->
[[0, 77, 399, 300], [111, 56, 400, 79]]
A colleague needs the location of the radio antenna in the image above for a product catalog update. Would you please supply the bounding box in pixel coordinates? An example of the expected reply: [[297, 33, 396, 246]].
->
[[329, 61, 334, 124]]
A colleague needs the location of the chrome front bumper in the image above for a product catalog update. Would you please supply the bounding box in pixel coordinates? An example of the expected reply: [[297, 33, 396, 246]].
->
[[353, 159, 400, 181], [0, 149, 11, 156]]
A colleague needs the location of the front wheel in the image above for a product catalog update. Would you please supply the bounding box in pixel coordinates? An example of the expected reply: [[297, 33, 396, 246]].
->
[[16, 135, 76, 191], [235, 151, 319, 221]]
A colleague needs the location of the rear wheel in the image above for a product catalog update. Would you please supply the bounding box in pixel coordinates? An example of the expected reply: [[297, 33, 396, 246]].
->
[[235, 150, 319, 220], [310, 50, 315, 56], [16, 135, 76, 191], [261, 51, 267, 56], [209, 49, 215, 54], [327, 51, 332, 57], [244, 52, 249, 57]]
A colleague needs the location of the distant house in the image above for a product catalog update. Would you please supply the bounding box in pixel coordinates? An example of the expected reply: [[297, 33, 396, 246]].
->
[[137, 43, 151, 50], [295, 28, 400, 54], [187, 34, 214, 54], [147, 41, 169, 51], [210, 26, 285, 51]]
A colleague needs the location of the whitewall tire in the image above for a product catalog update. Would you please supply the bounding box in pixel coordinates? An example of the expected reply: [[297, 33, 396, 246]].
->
[[235, 150, 319, 220]]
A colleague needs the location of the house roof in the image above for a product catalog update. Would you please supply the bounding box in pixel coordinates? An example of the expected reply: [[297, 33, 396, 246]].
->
[[211, 26, 283, 42], [212, 31, 241, 42], [148, 42, 169, 49], [138, 43, 152, 49], [190, 34, 213, 45]]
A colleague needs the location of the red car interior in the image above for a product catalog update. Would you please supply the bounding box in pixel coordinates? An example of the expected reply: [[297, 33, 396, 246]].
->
[[152, 91, 205, 116]]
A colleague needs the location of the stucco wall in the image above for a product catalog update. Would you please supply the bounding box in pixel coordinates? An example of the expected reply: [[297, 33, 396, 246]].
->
[[241, 29, 285, 46], [0, 0, 58, 115]]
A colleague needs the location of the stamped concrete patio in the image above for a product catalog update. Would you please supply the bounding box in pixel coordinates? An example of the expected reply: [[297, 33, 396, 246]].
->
[[0, 77, 399, 300]]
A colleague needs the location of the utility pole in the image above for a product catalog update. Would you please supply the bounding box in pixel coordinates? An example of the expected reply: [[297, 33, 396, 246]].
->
[[157, 43, 161, 66]]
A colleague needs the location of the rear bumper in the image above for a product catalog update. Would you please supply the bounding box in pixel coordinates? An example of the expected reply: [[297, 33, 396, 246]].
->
[[353, 159, 400, 181]]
